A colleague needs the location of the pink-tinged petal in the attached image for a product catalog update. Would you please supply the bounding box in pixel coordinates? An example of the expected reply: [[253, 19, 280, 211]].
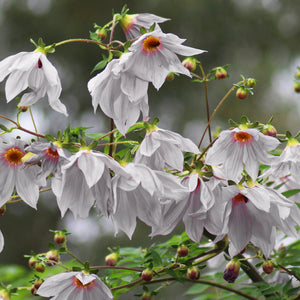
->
[[0, 230, 4, 253], [77, 152, 104, 188], [242, 185, 270, 212], [150, 198, 188, 237], [15, 167, 40, 209], [0, 164, 15, 207], [37, 272, 75, 296], [228, 199, 252, 255], [138, 132, 161, 156], [112, 189, 137, 239], [5, 70, 30, 101]]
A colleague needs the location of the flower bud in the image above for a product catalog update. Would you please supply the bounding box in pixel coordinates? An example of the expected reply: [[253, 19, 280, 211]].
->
[[247, 78, 257, 87], [35, 262, 46, 273], [142, 268, 153, 281], [0, 205, 6, 216], [187, 266, 200, 280], [177, 245, 189, 257], [262, 124, 277, 137], [263, 260, 274, 274], [141, 293, 153, 300], [45, 250, 60, 266], [295, 69, 300, 80], [182, 57, 197, 72], [95, 28, 107, 41], [33, 278, 43, 290], [223, 260, 240, 283], [54, 232, 66, 244], [28, 256, 38, 269], [18, 106, 28, 112], [165, 72, 175, 81], [236, 87, 248, 100], [215, 67, 227, 80], [31, 286, 37, 296], [105, 253, 119, 266], [294, 81, 300, 93]]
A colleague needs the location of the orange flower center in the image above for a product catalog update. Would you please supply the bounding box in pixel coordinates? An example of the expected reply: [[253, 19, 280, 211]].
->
[[232, 193, 248, 203], [232, 131, 253, 145], [44, 148, 59, 160], [2, 147, 25, 167], [142, 36, 162, 55], [73, 277, 96, 290]]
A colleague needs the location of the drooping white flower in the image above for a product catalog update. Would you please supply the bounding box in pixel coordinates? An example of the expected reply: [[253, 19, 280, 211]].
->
[[151, 173, 215, 243], [262, 138, 300, 181], [37, 271, 113, 300], [111, 162, 189, 239], [52, 149, 127, 219], [119, 13, 170, 40], [208, 181, 296, 257], [135, 126, 200, 171], [0, 138, 41, 208], [119, 28, 206, 90], [88, 59, 149, 135], [205, 127, 280, 183], [0, 51, 68, 115]]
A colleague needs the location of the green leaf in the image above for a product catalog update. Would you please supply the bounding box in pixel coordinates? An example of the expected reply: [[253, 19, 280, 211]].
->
[[282, 189, 300, 198], [91, 59, 108, 74]]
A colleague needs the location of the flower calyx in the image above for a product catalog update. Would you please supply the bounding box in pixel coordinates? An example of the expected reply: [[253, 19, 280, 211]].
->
[[31, 37, 56, 55]]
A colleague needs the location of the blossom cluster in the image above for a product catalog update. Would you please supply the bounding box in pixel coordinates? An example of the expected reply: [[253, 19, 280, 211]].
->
[[0, 9, 299, 299]]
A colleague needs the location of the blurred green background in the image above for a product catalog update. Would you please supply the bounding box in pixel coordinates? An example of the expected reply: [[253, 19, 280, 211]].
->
[[0, 0, 300, 299]]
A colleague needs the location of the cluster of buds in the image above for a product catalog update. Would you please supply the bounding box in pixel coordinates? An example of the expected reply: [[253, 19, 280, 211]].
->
[[236, 77, 256, 100], [30, 278, 43, 296]]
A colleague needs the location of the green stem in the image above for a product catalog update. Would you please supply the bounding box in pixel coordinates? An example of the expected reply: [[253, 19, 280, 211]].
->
[[65, 248, 85, 266], [109, 14, 117, 44], [197, 80, 244, 149], [199, 64, 212, 143], [29, 107, 39, 141], [55, 38, 106, 48]]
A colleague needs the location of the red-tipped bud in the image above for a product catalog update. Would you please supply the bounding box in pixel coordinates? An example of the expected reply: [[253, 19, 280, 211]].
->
[[187, 266, 200, 280], [166, 72, 175, 81], [263, 261, 274, 274], [35, 262, 46, 273], [215, 67, 227, 80], [54, 232, 66, 244], [182, 57, 197, 72], [262, 124, 277, 137], [45, 250, 60, 266], [18, 106, 28, 112], [0, 205, 6, 216], [247, 78, 257, 87], [28, 256, 38, 269], [142, 268, 153, 282], [236, 87, 248, 100], [295, 69, 300, 80], [223, 260, 240, 283], [105, 253, 119, 266], [294, 81, 300, 93], [141, 293, 153, 300], [177, 245, 189, 257], [31, 286, 37, 296], [33, 278, 43, 290], [95, 28, 107, 41]]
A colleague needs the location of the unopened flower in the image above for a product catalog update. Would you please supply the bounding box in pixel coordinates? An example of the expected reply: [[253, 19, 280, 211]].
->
[[119, 13, 170, 40], [88, 59, 149, 135], [135, 127, 200, 171], [0, 51, 67, 115], [205, 128, 280, 182], [119, 29, 206, 90], [223, 259, 240, 283], [0, 138, 41, 208], [37, 271, 113, 299]]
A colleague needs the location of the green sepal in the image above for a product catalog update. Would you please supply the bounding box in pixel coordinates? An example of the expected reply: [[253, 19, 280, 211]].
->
[[286, 131, 292, 139], [140, 26, 147, 35], [91, 57, 109, 74], [45, 134, 56, 142], [149, 23, 156, 32], [88, 139, 98, 150], [72, 266, 82, 271], [84, 261, 90, 272], [0, 124, 11, 132], [228, 119, 239, 127]]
